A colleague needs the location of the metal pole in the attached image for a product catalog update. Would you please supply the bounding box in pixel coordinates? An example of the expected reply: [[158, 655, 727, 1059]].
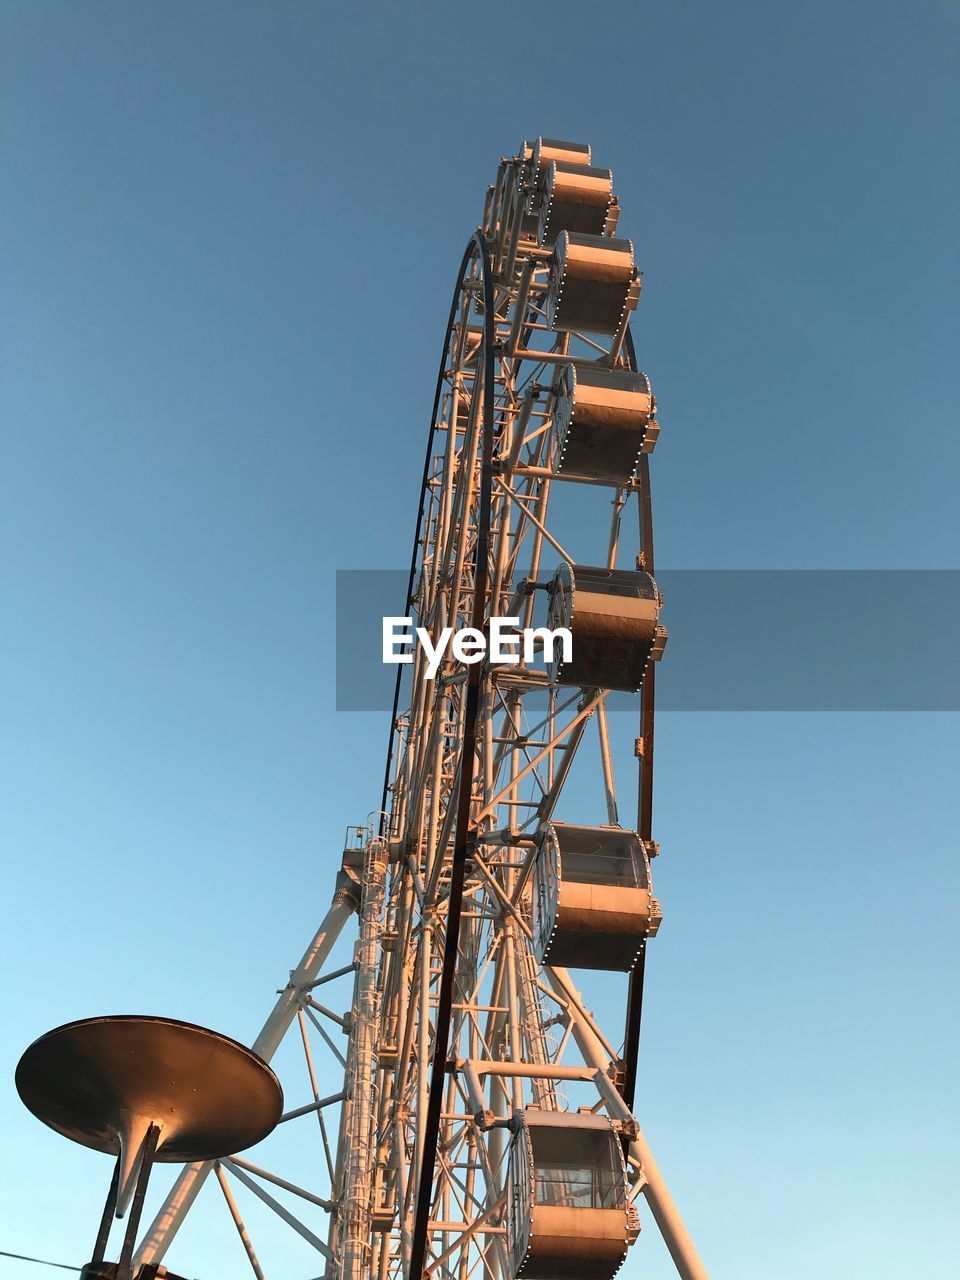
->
[[214, 1163, 266, 1280], [341, 835, 388, 1280], [89, 1156, 120, 1264], [629, 1128, 709, 1280], [117, 1125, 159, 1280], [542, 971, 708, 1280]]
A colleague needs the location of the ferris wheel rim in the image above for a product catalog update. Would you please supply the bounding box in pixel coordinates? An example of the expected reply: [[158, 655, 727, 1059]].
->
[[383, 207, 659, 1274], [377, 232, 496, 837]]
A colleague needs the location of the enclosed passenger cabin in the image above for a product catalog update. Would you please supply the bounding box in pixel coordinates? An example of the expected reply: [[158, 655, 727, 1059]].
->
[[546, 232, 638, 336], [537, 161, 614, 247], [532, 822, 661, 971], [507, 1109, 635, 1280], [548, 563, 667, 691], [526, 136, 592, 203], [510, 138, 595, 244], [552, 364, 659, 482]]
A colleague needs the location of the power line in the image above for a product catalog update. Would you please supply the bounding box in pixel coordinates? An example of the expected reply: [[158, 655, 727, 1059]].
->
[[0, 1252, 199, 1280], [0, 1250, 79, 1272]]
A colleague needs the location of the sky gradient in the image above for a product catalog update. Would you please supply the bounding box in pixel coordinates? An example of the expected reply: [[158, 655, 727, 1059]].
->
[[2, 3, 958, 1277]]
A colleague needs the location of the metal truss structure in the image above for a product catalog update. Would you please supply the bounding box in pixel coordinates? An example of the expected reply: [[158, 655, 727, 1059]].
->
[[134, 139, 707, 1280]]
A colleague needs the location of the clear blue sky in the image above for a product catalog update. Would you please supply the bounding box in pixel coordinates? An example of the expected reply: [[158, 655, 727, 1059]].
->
[[1, 3, 957, 1278]]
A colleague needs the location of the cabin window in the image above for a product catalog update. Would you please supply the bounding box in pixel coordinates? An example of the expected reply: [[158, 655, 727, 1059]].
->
[[557, 827, 647, 890], [574, 567, 657, 600], [529, 1125, 623, 1210]]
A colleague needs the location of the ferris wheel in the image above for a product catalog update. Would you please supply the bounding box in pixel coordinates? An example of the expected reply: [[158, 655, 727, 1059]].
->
[[127, 137, 708, 1280]]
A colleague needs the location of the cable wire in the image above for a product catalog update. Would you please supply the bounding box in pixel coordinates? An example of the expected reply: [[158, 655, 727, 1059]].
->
[[0, 1249, 80, 1272]]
